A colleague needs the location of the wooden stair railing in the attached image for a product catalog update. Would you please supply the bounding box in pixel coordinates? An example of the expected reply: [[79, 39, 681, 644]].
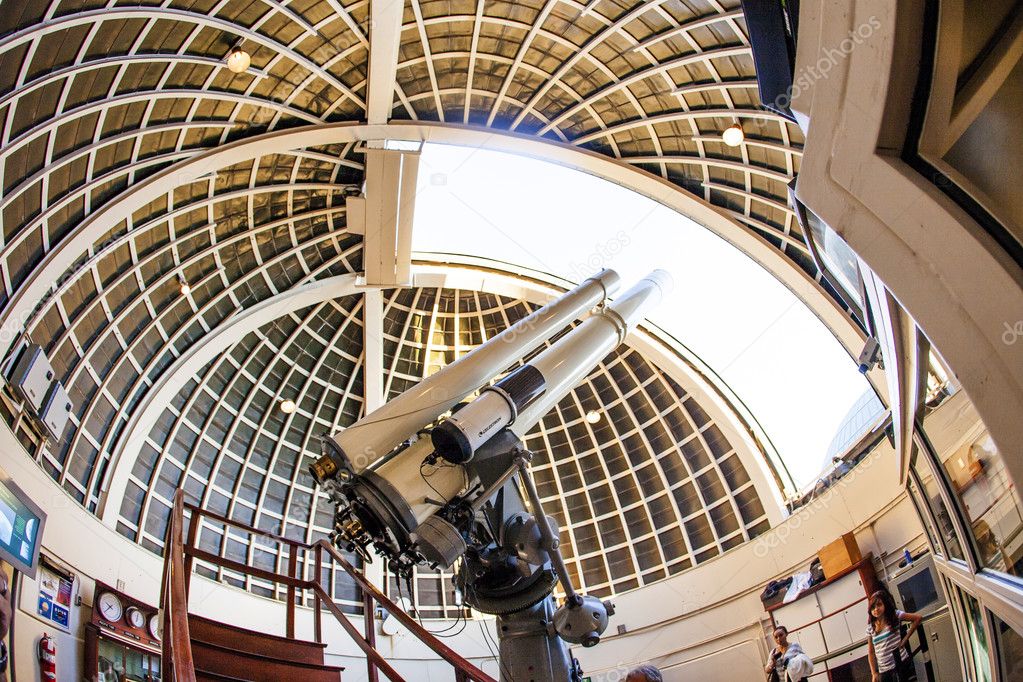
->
[[161, 488, 197, 682], [161, 489, 496, 682]]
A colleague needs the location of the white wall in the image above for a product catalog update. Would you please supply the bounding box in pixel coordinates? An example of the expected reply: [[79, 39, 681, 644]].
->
[[3, 418, 165, 682], [574, 436, 927, 681]]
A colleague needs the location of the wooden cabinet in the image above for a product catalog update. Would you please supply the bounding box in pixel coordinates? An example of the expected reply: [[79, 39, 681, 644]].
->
[[84, 583, 162, 681], [85, 625, 161, 682]]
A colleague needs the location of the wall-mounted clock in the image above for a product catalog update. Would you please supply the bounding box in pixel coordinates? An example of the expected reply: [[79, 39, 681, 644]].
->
[[125, 606, 145, 629], [97, 591, 124, 623], [148, 613, 161, 640]]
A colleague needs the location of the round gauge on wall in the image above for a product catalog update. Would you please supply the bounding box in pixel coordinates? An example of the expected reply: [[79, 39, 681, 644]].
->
[[97, 591, 124, 623], [125, 606, 145, 629], [148, 613, 162, 640]]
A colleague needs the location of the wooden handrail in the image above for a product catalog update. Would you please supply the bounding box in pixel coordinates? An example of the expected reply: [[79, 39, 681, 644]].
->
[[162, 490, 497, 682], [312, 539, 496, 681], [313, 584, 406, 682], [286, 549, 298, 638], [162, 491, 197, 682], [363, 589, 380, 682]]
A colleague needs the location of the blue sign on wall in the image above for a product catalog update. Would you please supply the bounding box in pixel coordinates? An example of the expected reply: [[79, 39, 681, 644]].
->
[[36, 564, 73, 631]]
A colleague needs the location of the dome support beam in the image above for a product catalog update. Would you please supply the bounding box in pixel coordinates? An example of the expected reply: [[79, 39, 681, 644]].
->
[[367, 0, 404, 124], [364, 288, 386, 413]]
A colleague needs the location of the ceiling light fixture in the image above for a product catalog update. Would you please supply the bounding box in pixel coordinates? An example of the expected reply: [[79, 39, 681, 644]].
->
[[226, 45, 251, 74], [722, 123, 744, 147], [280, 399, 296, 414], [585, 410, 601, 424], [382, 139, 424, 152], [178, 275, 191, 296]]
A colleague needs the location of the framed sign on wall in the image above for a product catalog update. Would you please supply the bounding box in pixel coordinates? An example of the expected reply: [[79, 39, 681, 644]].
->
[[35, 561, 74, 632]]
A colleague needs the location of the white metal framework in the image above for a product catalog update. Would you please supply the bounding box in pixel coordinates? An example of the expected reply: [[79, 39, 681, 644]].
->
[[0, 0, 849, 611]]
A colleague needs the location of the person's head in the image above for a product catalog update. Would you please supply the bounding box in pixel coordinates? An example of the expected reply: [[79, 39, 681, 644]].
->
[[626, 664, 663, 682], [868, 589, 899, 630], [772, 625, 789, 647]]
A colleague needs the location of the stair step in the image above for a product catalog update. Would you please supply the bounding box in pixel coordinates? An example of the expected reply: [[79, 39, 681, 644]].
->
[[196, 670, 254, 682], [191, 640, 344, 682], [188, 614, 327, 665]]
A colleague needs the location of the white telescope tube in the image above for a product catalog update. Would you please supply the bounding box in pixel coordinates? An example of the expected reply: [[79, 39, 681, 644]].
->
[[430, 271, 671, 463], [511, 270, 672, 437], [372, 438, 466, 527], [317, 270, 620, 478]]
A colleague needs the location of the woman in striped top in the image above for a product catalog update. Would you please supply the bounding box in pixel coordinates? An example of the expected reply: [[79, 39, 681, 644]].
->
[[867, 589, 922, 682]]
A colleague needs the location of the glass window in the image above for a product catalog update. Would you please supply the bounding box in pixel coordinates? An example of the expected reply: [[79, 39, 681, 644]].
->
[[938, 427, 1023, 577], [908, 475, 943, 557], [922, 351, 953, 410], [805, 210, 865, 310], [994, 613, 1023, 682], [913, 446, 965, 561], [98, 638, 125, 679], [956, 588, 992, 682]]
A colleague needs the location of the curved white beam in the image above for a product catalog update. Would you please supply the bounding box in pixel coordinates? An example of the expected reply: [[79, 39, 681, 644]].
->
[[531, 46, 756, 135], [0, 8, 364, 109], [1, 121, 877, 403], [508, 0, 671, 129], [573, 110, 793, 147], [99, 273, 361, 523]]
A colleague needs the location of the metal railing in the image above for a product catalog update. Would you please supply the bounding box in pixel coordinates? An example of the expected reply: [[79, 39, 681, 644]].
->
[[161, 489, 496, 682]]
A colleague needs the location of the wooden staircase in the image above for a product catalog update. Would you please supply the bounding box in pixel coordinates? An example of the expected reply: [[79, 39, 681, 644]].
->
[[160, 490, 495, 682], [189, 615, 343, 681]]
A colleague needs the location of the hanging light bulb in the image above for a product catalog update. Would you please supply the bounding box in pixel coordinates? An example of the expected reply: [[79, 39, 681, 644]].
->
[[585, 410, 601, 424], [178, 275, 191, 296], [722, 123, 744, 147], [280, 399, 297, 414], [226, 46, 251, 74]]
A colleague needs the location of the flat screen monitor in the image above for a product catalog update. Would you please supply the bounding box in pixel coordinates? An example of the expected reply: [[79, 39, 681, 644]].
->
[[0, 469, 46, 578], [896, 568, 940, 613], [892, 556, 944, 616]]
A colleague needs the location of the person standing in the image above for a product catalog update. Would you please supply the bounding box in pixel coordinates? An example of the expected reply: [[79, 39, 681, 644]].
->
[[765, 625, 809, 682], [867, 589, 922, 682]]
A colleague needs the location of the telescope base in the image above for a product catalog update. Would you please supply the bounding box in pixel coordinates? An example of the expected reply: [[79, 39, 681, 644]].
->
[[497, 597, 582, 682]]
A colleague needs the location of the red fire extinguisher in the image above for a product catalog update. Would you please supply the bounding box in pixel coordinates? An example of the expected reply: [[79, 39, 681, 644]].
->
[[38, 632, 57, 681]]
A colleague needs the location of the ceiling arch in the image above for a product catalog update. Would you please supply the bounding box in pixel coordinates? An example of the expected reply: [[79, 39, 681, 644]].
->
[[0, 0, 876, 608], [0, 0, 848, 356]]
